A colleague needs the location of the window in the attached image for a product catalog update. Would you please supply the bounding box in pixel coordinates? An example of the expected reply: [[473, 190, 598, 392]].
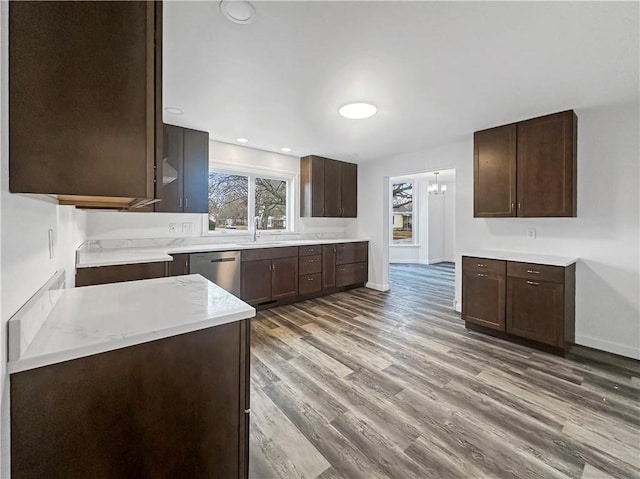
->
[[208, 168, 292, 233], [392, 181, 414, 244]]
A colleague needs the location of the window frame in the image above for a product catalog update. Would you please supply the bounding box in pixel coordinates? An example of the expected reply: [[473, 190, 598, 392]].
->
[[204, 163, 296, 237], [390, 179, 418, 246]]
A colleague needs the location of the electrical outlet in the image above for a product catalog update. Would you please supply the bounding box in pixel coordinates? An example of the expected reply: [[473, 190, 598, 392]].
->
[[169, 223, 177, 234], [182, 222, 193, 234], [527, 228, 536, 240]]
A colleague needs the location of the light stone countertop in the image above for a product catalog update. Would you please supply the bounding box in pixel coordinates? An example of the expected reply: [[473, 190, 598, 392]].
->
[[461, 250, 578, 267], [8, 275, 255, 374], [76, 238, 369, 268]]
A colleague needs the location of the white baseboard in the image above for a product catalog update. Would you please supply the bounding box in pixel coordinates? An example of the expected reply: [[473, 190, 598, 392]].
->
[[389, 259, 430, 264], [429, 257, 455, 264], [575, 334, 640, 360], [366, 282, 390, 292]]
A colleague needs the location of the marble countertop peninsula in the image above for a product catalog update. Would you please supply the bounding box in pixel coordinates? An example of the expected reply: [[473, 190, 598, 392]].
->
[[8, 274, 255, 374]]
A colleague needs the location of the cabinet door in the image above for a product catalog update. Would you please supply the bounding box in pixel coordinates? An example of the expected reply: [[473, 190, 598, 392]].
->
[[300, 156, 325, 217], [517, 111, 576, 217], [169, 254, 190, 276], [324, 159, 342, 217], [156, 125, 184, 212], [9, 1, 158, 200], [322, 245, 336, 289], [462, 272, 506, 331], [473, 124, 517, 217], [271, 257, 298, 300], [183, 128, 209, 213], [340, 162, 358, 217], [507, 278, 564, 346], [240, 259, 272, 305]]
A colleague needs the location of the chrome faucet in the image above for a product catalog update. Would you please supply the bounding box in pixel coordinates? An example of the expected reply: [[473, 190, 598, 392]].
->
[[252, 216, 259, 242]]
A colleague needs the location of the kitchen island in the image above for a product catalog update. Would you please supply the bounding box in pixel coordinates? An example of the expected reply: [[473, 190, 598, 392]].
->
[[9, 273, 255, 479]]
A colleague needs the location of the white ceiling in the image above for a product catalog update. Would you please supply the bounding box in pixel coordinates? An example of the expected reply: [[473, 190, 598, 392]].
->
[[163, 1, 639, 163]]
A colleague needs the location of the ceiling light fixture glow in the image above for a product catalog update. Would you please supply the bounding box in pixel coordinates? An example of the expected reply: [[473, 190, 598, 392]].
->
[[236, 137, 249, 143], [164, 107, 184, 115], [219, 0, 256, 25], [339, 102, 377, 120], [281, 147, 292, 153]]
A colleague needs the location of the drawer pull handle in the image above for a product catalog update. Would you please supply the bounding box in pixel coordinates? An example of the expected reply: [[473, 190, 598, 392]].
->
[[307, 277, 314, 281], [477, 273, 487, 277], [244, 409, 250, 414], [526, 281, 540, 286], [308, 259, 314, 263], [477, 264, 487, 268], [527, 270, 540, 274]]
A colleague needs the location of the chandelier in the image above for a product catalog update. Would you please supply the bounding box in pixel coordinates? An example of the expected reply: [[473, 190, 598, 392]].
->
[[428, 172, 447, 195]]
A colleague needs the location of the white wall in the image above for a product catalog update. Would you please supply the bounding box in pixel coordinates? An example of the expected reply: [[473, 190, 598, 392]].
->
[[85, 140, 356, 240], [358, 101, 640, 359]]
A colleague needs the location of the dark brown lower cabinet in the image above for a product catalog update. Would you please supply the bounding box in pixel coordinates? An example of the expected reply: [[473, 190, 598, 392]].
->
[[336, 262, 368, 288], [76, 261, 168, 287], [272, 257, 298, 300], [11, 320, 250, 479], [462, 255, 575, 354], [169, 253, 190, 276], [241, 258, 272, 304], [322, 244, 337, 289], [462, 271, 506, 331]]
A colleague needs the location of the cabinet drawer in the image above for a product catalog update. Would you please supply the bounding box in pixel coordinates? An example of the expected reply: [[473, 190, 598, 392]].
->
[[507, 262, 564, 284], [299, 273, 322, 295], [271, 246, 299, 259], [299, 255, 322, 275], [299, 245, 322, 257], [462, 256, 506, 275], [241, 248, 271, 262]]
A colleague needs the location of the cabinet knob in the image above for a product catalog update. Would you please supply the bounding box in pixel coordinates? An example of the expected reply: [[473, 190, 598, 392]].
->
[[244, 409, 250, 414], [309, 259, 314, 263], [511, 202, 515, 211], [526, 281, 540, 286]]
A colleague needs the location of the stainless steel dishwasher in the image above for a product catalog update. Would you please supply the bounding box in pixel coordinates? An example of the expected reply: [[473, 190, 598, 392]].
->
[[189, 251, 241, 296]]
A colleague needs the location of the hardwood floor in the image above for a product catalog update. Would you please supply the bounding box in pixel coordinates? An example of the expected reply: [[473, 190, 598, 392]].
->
[[249, 263, 640, 479]]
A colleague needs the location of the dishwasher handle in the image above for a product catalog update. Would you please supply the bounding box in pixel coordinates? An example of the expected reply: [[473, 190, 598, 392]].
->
[[210, 257, 237, 263]]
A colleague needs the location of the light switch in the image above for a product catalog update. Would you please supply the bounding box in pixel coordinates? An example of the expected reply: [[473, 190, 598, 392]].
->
[[182, 223, 193, 234], [169, 223, 177, 234]]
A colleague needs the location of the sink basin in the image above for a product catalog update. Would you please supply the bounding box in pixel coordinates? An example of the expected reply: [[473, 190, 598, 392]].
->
[[234, 241, 285, 247]]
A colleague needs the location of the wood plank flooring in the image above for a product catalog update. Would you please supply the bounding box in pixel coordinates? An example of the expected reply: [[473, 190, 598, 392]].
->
[[249, 263, 640, 479]]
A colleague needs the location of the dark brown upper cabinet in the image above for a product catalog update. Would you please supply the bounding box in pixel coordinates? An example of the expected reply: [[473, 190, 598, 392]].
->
[[155, 125, 209, 213], [474, 110, 577, 218], [9, 1, 163, 210], [300, 155, 358, 218]]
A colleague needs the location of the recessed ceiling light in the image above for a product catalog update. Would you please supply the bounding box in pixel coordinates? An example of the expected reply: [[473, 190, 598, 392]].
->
[[164, 107, 184, 115], [236, 137, 249, 143], [219, 0, 256, 25], [281, 147, 292, 153], [339, 102, 377, 120]]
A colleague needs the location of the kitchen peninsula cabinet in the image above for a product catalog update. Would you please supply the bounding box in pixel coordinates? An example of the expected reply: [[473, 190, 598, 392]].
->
[[9, 1, 163, 209], [300, 155, 358, 218], [462, 253, 576, 354], [9, 276, 253, 479], [169, 254, 190, 276], [155, 125, 209, 213], [474, 110, 577, 218]]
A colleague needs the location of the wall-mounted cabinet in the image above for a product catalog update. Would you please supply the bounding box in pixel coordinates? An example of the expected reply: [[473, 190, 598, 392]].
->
[[300, 155, 358, 218], [474, 110, 577, 218], [9, 1, 162, 209], [155, 125, 209, 213]]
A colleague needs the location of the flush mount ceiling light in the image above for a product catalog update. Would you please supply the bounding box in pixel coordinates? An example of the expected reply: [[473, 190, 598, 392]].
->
[[236, 137, 249, 143], [164, 107, 184, 115], [219, 0, 256, 25], [338, 102, 377, 120], [281, 147, 292, 153]]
